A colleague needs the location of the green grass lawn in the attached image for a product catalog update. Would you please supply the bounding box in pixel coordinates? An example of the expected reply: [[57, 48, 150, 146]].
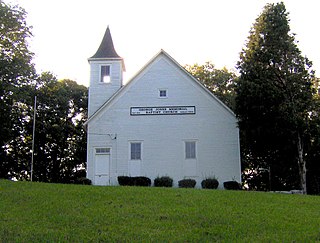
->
[[0, 180, 319, 242]]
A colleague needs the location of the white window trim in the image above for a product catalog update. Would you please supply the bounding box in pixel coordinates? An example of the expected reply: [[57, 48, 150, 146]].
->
[[158, 88, 168, 98], [129, 141, 143, 161], [100, 64, 112, 83]]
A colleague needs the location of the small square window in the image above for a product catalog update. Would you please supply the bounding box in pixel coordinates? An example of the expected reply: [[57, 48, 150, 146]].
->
[[159, 89, 167, 98]]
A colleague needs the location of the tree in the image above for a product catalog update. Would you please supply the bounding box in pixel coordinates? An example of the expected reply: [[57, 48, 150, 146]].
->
[[0, 2, 36, 178], [236, 2, 316, 193], [0, 2, 88, 182], [30, 72, 88, 183], [185, 62, 237, 111], [306, 83, 320, 194]]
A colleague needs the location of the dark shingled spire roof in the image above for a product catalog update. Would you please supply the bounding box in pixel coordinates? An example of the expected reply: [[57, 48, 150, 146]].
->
[[91, 26, 121, 59]]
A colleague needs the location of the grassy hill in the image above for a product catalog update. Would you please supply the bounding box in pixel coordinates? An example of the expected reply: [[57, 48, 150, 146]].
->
[[0, 180, 319, 242]]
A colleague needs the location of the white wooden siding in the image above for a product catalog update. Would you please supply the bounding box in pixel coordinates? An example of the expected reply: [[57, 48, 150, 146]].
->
[[87, 52, 241, 188]]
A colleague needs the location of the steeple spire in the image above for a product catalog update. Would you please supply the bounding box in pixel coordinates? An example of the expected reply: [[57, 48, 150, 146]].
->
[[88, 27, 125, 116], [90, 26, 121, 59]]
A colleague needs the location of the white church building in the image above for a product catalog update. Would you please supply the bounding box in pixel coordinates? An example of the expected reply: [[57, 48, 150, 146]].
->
[[85, 27, 241, 188]]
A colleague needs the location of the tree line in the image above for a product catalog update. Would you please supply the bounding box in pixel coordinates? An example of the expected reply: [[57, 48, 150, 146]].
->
[[0, 2, 87, 183], [186, 2, 320, 194], [1, 2, 319, 194]]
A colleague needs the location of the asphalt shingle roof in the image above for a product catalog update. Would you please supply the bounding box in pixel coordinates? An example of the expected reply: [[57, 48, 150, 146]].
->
[[91, 26, 121, 59]]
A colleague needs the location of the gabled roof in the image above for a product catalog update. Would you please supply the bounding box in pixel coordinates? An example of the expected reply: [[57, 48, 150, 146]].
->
[[90, 26, 121, 59], [85, 49, 236, 126]]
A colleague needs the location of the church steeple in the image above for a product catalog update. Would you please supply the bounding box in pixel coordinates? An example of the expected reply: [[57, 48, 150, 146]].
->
[[88, 27, 125, 116], [90, 26, 121, 59]]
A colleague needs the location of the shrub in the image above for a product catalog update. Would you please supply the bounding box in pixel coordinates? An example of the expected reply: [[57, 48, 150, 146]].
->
[[154, 176, 173, 187], [74, 177, 92, 185], [133, 176, 151, 187], [223, 181, 241, 190], [178, 179, 196, 188], [201, 178, 219, 189], [118, 176, 151, 187], [118, 176, 133, 186], [73, 169, 87, 178]]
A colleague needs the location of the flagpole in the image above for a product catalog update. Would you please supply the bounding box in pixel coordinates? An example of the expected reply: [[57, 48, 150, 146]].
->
[[31, 96, 36, 181]]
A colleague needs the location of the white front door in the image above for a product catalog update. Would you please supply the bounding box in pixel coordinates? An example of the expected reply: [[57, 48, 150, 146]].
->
[[129, 160, 141, 176], [94, 153, 110, 185]]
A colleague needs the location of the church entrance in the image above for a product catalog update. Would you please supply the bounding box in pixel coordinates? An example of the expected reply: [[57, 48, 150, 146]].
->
[[94, 148, 111, 185]]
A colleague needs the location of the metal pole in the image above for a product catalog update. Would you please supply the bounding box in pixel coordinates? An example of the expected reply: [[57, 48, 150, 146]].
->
[[31, 96, 36, 181], [269, 165, 272, 191]]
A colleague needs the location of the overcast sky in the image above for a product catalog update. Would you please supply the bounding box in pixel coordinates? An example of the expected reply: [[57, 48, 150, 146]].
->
[[9, 0, 320, 86]]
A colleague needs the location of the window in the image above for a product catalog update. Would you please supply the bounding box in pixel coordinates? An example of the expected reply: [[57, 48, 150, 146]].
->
[[101, 65, 111, 83], [130, 142, 141, 160], [185, 141, 196, 159], [96, 148, 110, 154], [159, 89, 167, 98]]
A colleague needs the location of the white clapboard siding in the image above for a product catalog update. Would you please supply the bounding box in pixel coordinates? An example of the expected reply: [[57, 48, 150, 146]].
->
[[87, 50, 241, 188]]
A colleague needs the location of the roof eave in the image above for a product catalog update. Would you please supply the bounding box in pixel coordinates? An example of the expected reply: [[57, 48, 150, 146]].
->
[[87, 57, 126, 72]]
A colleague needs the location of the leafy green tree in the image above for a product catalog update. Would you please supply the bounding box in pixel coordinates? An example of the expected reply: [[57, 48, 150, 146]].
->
[[306, 85, 320, 194], [185, 62, 237, 110], [0, 2, 88, 182], [30, 72, 88, 183], [0, 2, 36, 178], [236, 2, 316, 193]]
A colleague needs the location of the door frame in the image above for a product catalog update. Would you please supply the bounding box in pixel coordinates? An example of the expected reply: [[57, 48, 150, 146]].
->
[[94, 147, 111, 185]]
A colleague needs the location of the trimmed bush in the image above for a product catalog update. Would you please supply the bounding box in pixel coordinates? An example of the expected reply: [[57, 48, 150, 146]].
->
[[118, 176, 133, 186], [134, 176, 151, 187], [74, 177, 92, 185], [223, 181, 241, 190], [154, 176, 173, 187], [178, 179, 196, 188], [118, 176, 151, 187], [201, 178, 219, 189]]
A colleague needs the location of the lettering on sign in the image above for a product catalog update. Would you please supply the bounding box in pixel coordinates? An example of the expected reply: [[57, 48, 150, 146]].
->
[[130, 106, 196, 116]]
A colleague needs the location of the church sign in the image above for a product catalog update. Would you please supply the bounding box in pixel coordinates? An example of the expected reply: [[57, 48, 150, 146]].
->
[[130, 106, 196, 116]]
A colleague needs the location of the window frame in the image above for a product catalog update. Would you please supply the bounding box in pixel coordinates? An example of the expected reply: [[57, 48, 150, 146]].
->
[[158, 89, 168, 98], [100, 64, 111, 83], [95, 147, 111, 154], [130, 142, 142, 160], [185, 141, 196, 159]]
